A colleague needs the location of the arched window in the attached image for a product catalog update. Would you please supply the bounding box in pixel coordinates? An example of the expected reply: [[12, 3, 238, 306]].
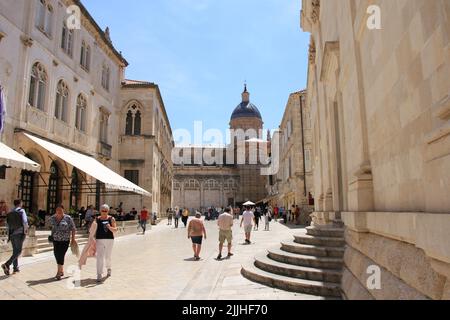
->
[[28, 62, 48, 111], [75, 94, 87, 132], [124, 105, 142, 136], [36, 0, 53, 37], [61, 21, 74, 56], [134, 111, 141, 135], [99, 108, 110, 144], [70, 168, 80, 210], [125, 110, 133, 135], [55, 80, 69, 122], [47, 161, 61, 215], [80, 41, 91, 71]]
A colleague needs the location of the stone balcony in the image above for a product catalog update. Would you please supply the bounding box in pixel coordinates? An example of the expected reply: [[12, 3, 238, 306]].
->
[[26, 106, 49, 132], [98, 141, 112, 159]]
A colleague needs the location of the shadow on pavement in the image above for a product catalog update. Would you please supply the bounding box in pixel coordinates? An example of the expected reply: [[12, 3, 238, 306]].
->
[[27, 277, 63, 286], [73, 278, 103, 288], [0, 275, 9, 281]]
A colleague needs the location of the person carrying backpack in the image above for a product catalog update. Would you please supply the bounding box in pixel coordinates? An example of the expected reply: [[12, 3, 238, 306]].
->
[[2, 199, 29, 276]]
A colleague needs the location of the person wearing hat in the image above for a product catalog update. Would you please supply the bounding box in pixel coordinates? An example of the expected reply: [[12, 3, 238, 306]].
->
[[187, 212, 207, 261], [91, 204, 118, 283]]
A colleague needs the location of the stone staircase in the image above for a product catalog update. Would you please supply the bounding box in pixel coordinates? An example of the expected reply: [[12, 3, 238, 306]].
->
[[35, 230, 90, 254], [241, 226, 345, 298]]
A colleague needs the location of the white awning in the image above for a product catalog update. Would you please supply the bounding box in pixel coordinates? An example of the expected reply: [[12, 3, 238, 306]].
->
[[0, 141, 41, 172], [24, 133, 151, 197]]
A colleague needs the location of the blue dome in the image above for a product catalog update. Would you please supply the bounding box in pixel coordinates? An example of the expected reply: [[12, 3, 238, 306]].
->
[[231, 102, 262, 120]]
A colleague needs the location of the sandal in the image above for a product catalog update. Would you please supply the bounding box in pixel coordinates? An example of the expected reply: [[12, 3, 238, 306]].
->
[[55, 272, 64, 281]]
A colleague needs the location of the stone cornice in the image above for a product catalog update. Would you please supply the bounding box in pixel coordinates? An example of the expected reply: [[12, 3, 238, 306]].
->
[[69, 0, 128, 67]]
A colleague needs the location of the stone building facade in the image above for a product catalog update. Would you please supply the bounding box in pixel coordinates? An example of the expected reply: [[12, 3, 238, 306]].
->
[[266, 90, 314, 220], [120, 80, 173, 215], [173, 86, 269, 210], [301, 0, 450, 299], [0, 0, 173, 217]]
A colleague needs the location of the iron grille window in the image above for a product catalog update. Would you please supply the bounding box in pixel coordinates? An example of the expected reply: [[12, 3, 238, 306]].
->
[[124, 170, 139, 186], [19, 170, 34, 213]]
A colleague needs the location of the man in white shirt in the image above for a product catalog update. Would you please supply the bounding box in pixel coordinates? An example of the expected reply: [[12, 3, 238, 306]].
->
[[240, 206, 255, 244], [217, 208, 234, 260]]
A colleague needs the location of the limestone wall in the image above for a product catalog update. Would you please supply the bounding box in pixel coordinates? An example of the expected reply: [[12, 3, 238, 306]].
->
[[301, 0, 450, 299]]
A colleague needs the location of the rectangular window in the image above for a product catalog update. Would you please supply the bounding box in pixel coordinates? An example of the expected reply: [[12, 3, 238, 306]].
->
[[0, 166, 6, 180], [37, 80, 46, 110], [28, 76, 36, 106], [124, 170, 139, 186], [36, 0, 46, 30], [287, 120, 292, 138], [305, 149, 312, 172]]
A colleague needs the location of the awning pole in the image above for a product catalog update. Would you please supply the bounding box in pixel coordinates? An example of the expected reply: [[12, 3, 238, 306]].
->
[[48, 155, 72, 187]]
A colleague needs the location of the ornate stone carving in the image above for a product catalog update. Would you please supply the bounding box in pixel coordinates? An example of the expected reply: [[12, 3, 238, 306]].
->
[[311, 0, 320, 23], [20, 35, 33, 47], [309, 38, 316, 65]]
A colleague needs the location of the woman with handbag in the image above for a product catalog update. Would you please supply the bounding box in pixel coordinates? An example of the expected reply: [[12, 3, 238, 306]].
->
[[49, 205, 77, 280], [91, 204, 118, 283]]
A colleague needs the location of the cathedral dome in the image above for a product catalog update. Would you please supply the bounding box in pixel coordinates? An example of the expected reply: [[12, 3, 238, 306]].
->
[[230, 85, 262, 121]]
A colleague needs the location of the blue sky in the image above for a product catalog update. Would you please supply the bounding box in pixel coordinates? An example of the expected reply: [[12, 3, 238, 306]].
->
[[83, 0, 309, 141]]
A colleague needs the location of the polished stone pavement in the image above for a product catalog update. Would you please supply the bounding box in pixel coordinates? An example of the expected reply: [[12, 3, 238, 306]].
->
[[0, 218, 325, 300]]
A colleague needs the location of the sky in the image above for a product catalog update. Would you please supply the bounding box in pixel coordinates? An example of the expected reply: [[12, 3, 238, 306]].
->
[[83, 0, 310, 143]]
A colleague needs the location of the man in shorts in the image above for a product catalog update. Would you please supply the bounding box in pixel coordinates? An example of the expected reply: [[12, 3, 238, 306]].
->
[[240, 206, 255, 244], [187, 212, 207, 261], [217, 208, 234, 260]]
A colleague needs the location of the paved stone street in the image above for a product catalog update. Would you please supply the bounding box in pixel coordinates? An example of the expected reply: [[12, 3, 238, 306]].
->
[[0, 218, 325, 300]]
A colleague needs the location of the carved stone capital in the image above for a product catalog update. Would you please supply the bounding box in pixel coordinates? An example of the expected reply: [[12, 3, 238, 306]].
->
[[20, 35, 33, 47], [311, 0, 320, 23]]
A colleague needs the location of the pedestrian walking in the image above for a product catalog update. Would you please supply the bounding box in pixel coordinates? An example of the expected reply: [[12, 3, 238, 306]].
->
[[264, 208, 272, 231], [1, 199, 28, 276], [187, 212, 207, 261], [84, 205, 95, 232], [254, 207, 261, 231], [91, 204, 118, 283], [240, 206, 254, 244], [167, 208, 173, 225], [139, 207, 149, 234], [280, 207, 287, 224], [78, 207, 86, 228], [49, 205, 77, 280], [217, 208, 234, 260], [295, 205, 301, 225], [174, 208, 181, 228], [182, 208, 189, 227], [274, 206, 279, 220]]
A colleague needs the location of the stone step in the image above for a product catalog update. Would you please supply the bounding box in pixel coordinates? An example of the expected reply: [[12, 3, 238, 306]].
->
[[294, 234, 345, 247], [254, 254, 342, 283], [241, 262, 342, 298], [280, 240, 345, 258], [268, 248, 343, 270], [36, 234, 89, 244], [36, 233, 88, 240], [36, 240, 89, 254], [306, 226, 344, 238]]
